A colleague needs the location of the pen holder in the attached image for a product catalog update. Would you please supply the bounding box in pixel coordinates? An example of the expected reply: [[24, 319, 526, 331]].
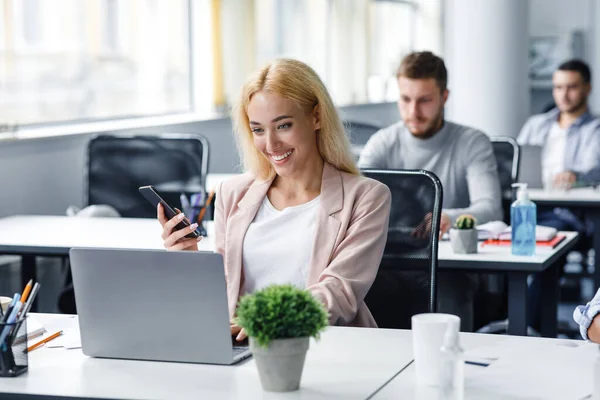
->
[[0, 317, 28, 377], [190, 205, 208, 237]]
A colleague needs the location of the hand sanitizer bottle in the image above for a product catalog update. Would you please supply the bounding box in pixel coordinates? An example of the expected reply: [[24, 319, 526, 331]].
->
[[511, 183, 537, 256], [439, 320, 464, 400]]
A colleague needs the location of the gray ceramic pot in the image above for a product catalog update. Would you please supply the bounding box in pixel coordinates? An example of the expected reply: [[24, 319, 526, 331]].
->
[[449, 228, 478, 254], [250, 336, 310, 392]]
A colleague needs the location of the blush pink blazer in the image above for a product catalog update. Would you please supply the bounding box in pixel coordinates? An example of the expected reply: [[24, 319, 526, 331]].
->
[[214, 162, 391, 327]]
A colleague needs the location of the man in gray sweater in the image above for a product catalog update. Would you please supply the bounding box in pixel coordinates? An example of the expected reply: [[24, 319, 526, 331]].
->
[[359, 51, 503, 331]]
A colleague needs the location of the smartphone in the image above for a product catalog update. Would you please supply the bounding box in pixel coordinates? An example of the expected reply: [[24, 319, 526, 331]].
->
[[139, 185, 200, 239]]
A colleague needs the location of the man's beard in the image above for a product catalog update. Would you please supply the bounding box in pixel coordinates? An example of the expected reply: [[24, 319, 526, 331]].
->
[[561, 97, 587, 114], [408, 109, 444, 139]]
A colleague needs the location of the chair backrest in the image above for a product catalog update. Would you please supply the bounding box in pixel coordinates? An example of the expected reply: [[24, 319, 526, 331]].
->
[[345, 120, 382, 160], [345, 120, 382, 145], [491, 137, 520, 223], [362, 169, 443, 328], [85, 133, 209, 218], [490, 136, 520, 194]]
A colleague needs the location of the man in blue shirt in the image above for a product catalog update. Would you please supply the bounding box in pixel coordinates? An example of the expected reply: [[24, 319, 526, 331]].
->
[[575, 288, 600, 342], [518, 59, 600, 231], [519, 59, 600, 331]]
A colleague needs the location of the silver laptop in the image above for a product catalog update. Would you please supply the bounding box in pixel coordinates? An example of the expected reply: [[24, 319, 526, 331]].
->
[[69, 248, 251, 365], [517, 145, 544, 189]]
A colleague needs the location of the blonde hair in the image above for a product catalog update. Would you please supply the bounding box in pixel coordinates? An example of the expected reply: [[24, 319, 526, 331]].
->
[[232, 58, 359, 180]]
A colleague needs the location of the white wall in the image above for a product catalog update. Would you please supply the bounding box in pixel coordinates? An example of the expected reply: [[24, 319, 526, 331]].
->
[[529, 0, 590, 36], [529, 0, 597, 113]]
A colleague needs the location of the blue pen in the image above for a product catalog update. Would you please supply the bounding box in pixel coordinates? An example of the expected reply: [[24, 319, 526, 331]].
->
[[465, 360, 490, 367], [0, 302, 22, 350], [180, 193, 191, 220], [2, 294, 20, 324]]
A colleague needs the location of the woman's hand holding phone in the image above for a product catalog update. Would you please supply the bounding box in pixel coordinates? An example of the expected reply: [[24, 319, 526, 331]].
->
[[157, 203, 203, 251]]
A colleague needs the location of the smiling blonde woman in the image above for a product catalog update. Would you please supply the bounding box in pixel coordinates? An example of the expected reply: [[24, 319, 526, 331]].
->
[[158, 58, 391, 338]]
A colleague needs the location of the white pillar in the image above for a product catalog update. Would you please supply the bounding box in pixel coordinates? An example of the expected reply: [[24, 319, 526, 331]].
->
[[443, 0, 529, 138], [588, 0, 600, 114]]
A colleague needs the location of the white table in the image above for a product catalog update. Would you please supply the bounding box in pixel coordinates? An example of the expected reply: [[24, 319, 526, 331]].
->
[[529, 187, 600, 289], [372, 332, 597, 400], [0, 216, 578, 336], [390, 233, 579, 337], [0, 314, 414, 400]]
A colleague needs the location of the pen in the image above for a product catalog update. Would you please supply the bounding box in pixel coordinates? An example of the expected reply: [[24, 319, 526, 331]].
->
[[197, 189, 215, 223], [27, 330, 62, 352], [180, 193, 191, 220], [465, 360, 490, 367], [2, 294, 20, 324], [20, 282, 40, 317], [20, 279, 33, 304], [0, 302, 22, 349]]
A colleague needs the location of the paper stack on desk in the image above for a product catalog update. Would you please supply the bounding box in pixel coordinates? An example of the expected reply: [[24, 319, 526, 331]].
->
[[464, 339, 596, 400], [13, 316, 46, 344], [476, 221, 558, 241]]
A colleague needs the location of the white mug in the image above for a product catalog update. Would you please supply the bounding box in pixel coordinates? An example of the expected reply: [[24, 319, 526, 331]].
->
[[411, 313, 461, 386], [0, 296, 12, 314]]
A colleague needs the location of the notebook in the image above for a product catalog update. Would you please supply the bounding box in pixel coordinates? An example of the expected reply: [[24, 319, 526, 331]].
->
[[481, 234, 566, 249], [13, 316, 46, 345], [447, 221, 558, 242], [497, 225, 558, 241]]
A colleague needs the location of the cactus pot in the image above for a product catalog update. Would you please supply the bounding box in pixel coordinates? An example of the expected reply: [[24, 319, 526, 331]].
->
[[449, 228, 478, 254]]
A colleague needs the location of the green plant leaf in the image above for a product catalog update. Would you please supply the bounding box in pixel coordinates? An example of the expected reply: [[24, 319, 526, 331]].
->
[[235, 284, 329, 347]]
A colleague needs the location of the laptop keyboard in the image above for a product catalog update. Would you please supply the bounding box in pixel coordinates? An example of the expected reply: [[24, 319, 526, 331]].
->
[[233, 346, 249, 357]]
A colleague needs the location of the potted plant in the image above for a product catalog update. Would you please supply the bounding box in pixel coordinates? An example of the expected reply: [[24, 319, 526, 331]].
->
[[235, 284, 328, 392], [449, 214, 478, 254]]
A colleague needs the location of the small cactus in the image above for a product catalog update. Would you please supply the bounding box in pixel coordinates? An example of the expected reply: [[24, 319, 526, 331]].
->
[[454, 214, 476, 230]]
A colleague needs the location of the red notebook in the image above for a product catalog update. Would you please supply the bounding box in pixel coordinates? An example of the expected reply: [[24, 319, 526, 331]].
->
[[481, 234, 566, 249]]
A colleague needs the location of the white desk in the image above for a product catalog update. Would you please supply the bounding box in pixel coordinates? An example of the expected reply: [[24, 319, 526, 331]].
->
[[0, 314, 414, 400], [529, 187, 600, 291], [392, 233, 579, 337], [0, 216, 578, 336], [529, 187, 600, 204], [372, 332, 597, 400]]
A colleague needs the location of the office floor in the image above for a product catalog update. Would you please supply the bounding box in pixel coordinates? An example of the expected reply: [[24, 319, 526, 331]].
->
[[0, 255, 586, 336]]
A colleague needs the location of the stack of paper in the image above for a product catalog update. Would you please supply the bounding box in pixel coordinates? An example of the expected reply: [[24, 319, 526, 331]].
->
[[476, 221, 509, 240], [497, 225, 558, 241], [13, 316, 46, 345], [475, 221, 558, 241]]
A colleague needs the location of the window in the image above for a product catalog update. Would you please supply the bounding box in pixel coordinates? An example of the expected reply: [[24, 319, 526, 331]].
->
[[220, 0, 434, 107], [0, 0, 192, 125], [1, 0, 441, 130]]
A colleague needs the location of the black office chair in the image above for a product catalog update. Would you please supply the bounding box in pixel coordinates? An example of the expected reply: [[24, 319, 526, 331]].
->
[[491, 136, 520, 220], [85, 133, 209, 218], [59, 133, 209, 314], [345, 120, 382, 160], [362, 169, 443, 329]]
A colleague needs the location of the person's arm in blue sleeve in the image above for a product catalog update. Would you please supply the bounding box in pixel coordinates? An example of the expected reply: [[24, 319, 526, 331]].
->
[[574, 287, 600, 342], [573, 123, 600, 185], [516, 117, 534, 146]]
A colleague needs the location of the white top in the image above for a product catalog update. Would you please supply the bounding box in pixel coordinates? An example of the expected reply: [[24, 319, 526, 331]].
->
[[242, 196, 320, 294], [541, 121, 567, 189]]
